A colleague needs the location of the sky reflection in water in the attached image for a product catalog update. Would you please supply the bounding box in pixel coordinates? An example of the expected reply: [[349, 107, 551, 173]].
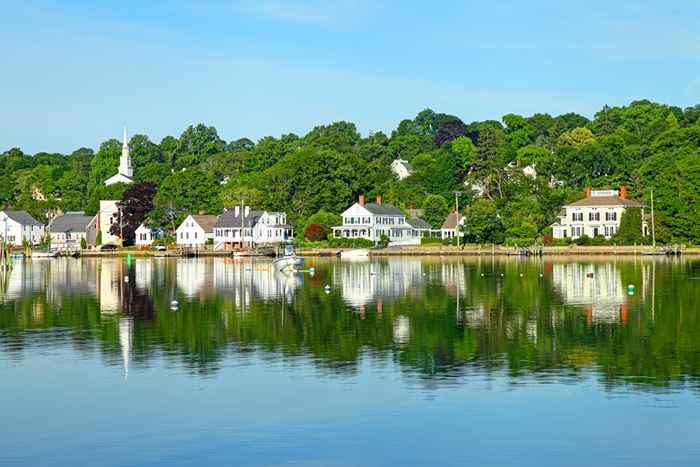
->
[[1, 256, 699, 467]]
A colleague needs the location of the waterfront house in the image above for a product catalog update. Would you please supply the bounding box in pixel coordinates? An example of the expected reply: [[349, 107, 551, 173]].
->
[[134, 223, 162, 247], [551, 187, 646, 240], [48, 212, 97, 251], [406, 217, 436, 239], [390, 159, 413, 180], [0, 210, 45, 246], [332, 195, 417, 244], [213, 207, 293, 250], [176, 214, 218, 248], [440, 211, 465, 240]]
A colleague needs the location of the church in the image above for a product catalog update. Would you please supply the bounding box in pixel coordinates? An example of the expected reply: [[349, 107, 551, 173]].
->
[[99, 127, 134, 245]]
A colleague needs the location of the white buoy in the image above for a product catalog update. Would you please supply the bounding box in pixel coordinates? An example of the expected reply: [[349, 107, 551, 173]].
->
[[500, 273, 504, 277], [309, 267, 316, 273], [124, 276, 129, 283], [170, 300, 179, 307], [519, 273, 524, 277], [480, 273, 485, 277]]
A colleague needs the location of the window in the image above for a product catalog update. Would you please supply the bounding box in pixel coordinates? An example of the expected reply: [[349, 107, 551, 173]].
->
[[588, 212, 600, 221], [571, 212, 583, 222], [605, 211, 617, 221]]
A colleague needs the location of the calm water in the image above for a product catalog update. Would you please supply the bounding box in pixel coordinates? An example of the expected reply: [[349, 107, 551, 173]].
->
[[1, 256, 700, 467]]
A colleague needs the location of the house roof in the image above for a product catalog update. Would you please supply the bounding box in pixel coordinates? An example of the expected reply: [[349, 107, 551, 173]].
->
[[3, 210, 43, 226], [565, 196, 644, 208], [215, 209, 263, 228], [407, 217, 432, 230], [49, 212, 95, 232], [441, 211, 463, 230], [363, 202, 404, 216], [393, 159, 413, 172], [190, 215, 219, 233]]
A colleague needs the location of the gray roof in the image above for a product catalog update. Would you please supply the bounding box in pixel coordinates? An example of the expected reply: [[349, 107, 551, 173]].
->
[[407, 217, 432, 230], [441, 211, 463, 230], [49, 212, 95, 233], [363, 202, 404, 216], [3, 210, 43, 226], [215, 209, 263, 228], [566, 196, 644, 208], [190, 215, 219, 233]]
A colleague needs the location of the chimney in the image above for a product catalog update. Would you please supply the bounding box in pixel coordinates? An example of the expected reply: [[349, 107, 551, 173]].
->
[[359, 195, 365, 206], [376, 195, 382, 205], [244, 206, 250, 216], [619, 186, 628, 199], [234, 206, 240, 216], [585, 186, 592, 198]]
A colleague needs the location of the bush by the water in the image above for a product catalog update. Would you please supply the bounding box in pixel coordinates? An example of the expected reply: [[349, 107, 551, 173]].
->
[[304, 223, 329, 241]]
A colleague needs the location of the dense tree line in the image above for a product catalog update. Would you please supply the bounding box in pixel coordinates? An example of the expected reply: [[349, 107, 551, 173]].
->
[[2, 100, 699, 244]]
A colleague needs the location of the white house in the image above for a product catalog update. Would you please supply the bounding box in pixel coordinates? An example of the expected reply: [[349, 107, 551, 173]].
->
[[551, 188, 646, 240], [390, 159, 413, 180], [98, 200, 122, 246], [176, 214, 218, 248], [105, 127, 134, 186], [135, 223, 162, 247], [440, 211, 465, 240], [332, 195, 420, 245], [0, 210, 45, 246], [48, 212, 97, 251], [213, 207, 293, 250]]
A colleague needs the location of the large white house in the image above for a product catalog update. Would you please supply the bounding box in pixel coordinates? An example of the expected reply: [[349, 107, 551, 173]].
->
[[98, 200, 123, 246], [48, 212, 97, 251], [390, 159, 413, 180], [551, 188, 647, 240], [0, 210, 44, 246], [176, 214, 218, 248], [333, 196, 428, 245], [213, 207, 293, 250]]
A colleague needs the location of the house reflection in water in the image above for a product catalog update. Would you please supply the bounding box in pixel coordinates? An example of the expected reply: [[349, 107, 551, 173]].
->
[[550, 262, 629, 323]]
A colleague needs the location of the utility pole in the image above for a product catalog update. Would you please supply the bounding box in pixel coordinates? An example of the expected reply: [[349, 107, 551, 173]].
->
[[454, 191, 462, 248], [650, 187, 656, 248]]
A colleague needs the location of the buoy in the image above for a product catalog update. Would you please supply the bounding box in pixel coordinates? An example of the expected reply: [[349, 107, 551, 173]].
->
[[124, 276, 129, 283], [500, 273, 504, 277], [519, 273, 524, 277], [539, 273, 544, 278], [309, 267, 316, 273], [170, 300, 179, 307], [480, 273, 485, 277], [627, 284, 636, 295]]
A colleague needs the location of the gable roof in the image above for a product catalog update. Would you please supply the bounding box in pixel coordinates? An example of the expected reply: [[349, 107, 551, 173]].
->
[[392, 159, 413, 172], [2, 210, 43, 226], [407, 217, 432, 230], [215, 208, 263, 228], [441, 211, 463, 230], [48, 212, 94, 232], [565, 196, 644, 208], [189, 215, 219, 233], [363, 202, 404, 216]]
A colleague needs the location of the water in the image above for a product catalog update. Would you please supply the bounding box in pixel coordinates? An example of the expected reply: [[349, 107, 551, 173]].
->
[[1, 256, 699, 466]]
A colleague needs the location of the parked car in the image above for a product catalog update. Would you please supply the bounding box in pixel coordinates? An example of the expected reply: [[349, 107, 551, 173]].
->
[[100, 244, 118, 251]]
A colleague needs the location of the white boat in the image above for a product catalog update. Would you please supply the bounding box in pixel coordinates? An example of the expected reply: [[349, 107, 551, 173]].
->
[[31, 250, 59, 259], [340, 248, 370, 259], [273, 244, 304, 273]]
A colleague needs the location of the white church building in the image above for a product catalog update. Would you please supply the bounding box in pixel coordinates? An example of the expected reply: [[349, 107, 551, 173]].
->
[[98, 127, 134, 245], [105, 127, 134, 186]]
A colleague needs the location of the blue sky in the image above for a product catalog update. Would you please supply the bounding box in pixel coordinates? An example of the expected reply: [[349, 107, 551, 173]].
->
[[2, 0, 699, 153]]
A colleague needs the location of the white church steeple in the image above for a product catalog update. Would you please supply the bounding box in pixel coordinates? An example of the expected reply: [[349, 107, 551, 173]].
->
[[105, 126, 134, 186]]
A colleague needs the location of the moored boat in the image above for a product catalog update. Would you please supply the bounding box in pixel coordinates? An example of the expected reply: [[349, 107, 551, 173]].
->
[[339, 248, 370, 259], [273, 244, 304, 273]]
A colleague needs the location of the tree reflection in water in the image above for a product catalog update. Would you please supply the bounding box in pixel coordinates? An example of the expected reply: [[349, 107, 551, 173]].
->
[[0, 256, 698, 393]]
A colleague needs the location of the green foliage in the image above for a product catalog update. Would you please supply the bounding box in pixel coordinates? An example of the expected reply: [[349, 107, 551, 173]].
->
[[421, 194, 449, 228], [463, 199, 505, 244], [304, 209, 341, 233], [80, 237, 87, 250], [614, 208, 645, 244], [152, 170, 221, 229], [327, 237, 374, 248], [379, 234, 389, 248], [95, 231, 102, 246]]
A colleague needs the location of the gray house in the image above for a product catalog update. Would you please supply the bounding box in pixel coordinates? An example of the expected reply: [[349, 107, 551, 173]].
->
[[48, 212, 97, 251]]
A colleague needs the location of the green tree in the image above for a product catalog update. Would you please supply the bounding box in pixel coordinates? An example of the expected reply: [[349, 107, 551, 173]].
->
[[421, 194, 449, 228], [614, 207, 645, 244]]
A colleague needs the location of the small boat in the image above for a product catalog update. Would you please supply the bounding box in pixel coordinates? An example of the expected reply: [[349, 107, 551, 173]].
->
[[273, 244, 304, 273], [31, 250, 59, 259], [340, 248, 370, 259]]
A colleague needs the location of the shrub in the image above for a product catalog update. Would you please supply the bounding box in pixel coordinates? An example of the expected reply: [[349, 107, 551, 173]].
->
[[328, 237, 374, 248], [80, 237, 87, 250], [574, 235, 591, 246], [379, 234, 389, 248], [304, 223, 329, 242], [421, 237, 443, 245]]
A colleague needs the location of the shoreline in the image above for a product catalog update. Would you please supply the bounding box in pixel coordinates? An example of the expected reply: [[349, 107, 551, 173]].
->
[[44, 245, 700, 257]]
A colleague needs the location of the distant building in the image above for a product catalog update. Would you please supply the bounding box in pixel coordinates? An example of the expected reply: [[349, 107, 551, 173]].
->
[[176, 214, 218, 248], [0, 210, 44, 246], [390, 159, 413, 180], [406, 217, 435, 239], [332, 195, 427, 245], [105, 127, 134, 186], [440, 211, 465, 240], [48, 212, 97, 252], [134, 223, 162, 247], [98, 200, 122, 246], [551, 187, 647, 240], [213, 207, 293, 250]]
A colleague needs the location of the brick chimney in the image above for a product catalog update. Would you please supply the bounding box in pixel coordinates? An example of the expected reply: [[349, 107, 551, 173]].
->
[[585, 186, 592, 198], [619, 186, 628, 199], [358, 195, 365, 206], [376, 195, 382, 205]]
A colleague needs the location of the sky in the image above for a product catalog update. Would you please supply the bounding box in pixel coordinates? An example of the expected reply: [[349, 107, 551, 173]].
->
[[2, 0, 700, 154]]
